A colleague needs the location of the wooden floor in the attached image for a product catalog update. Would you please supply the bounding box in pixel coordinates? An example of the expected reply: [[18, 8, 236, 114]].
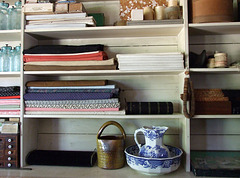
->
[[0, 165, 220, 178]]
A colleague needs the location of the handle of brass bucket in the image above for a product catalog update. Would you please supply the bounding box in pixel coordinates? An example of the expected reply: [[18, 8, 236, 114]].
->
[[97, 121, 126, 139]]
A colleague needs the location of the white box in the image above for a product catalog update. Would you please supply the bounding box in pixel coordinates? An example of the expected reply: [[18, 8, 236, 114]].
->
[[131, 9, 144, 21]]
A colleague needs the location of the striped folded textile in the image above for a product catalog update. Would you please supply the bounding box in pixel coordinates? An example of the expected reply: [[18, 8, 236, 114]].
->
[[25, 107, 119, 112], [24, 92, 114, 100]]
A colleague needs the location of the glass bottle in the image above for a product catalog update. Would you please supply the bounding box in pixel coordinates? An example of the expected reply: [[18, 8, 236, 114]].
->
[[7, 6, 15, 30], [0, 47, 3, 71], [15, 0, 21, 29], [13, 45, 21, 71], [0, 8, 3, 30], [9, 46, 15, 71], [2, 44, 12, 72], [0, 1, 9, 30]]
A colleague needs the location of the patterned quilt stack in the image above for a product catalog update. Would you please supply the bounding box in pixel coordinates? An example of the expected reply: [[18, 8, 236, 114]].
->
[[0, 86, 20, 115], [24, 80, 120, 115]]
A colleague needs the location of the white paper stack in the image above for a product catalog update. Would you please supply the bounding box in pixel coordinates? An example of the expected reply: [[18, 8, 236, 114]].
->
[[116, 53, 184, 71], [25, 12, 96, 29]]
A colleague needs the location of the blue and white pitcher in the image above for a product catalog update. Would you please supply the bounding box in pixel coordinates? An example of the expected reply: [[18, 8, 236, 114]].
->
[[134, 126, 170, 158]]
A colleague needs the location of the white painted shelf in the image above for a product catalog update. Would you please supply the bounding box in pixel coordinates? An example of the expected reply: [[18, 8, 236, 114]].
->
[[0, 72, 21, 77], [0, 30, 21, 41], [190, 68, 240, 73], [0, 165, 191, 178], [24, 70, 185, 76], [193, 115, 240, 119], [24, 113, 184, 119], [189, 22, 240, 35], [0, 115, 21, 118], [24, 24, 184, 39]]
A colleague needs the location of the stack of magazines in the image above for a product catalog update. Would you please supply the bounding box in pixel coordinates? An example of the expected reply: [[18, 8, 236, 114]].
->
[[25, 12, 96, 30], [116, 52, 184, 70]]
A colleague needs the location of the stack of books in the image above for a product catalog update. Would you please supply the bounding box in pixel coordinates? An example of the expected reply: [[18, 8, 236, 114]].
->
[[116, 52, 184, 71], [25, 12, 96, 30]]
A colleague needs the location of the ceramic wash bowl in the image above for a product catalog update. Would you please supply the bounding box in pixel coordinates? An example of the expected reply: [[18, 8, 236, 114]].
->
[[124, 145, 183, 175]]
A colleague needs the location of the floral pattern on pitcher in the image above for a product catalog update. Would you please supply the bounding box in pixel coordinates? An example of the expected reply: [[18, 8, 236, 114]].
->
[[134, 126, 170, 158], [139, 145, 169, 158], [143, 126, 168, 141]]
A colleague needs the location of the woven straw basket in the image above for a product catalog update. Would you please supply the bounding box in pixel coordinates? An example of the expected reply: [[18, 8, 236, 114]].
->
[[97, 121, 126, 169]]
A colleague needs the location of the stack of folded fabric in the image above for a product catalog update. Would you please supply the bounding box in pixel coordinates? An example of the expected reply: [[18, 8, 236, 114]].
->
[[23, 44, 116, 71], [24, 80, 121, 115], [0, 86, 20, 115]]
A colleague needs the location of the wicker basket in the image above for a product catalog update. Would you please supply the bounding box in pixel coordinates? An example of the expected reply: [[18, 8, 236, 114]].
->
[[96, 121, 126, 169]]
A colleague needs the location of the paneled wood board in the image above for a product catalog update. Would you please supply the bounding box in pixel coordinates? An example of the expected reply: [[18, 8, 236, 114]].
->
[[35, 118, 182, 151]]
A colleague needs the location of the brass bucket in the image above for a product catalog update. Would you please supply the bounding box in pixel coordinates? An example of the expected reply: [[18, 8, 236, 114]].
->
[[97, 121, 126, 169]]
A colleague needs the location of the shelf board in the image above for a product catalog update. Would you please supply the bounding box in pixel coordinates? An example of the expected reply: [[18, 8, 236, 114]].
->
[[23, 70, 185, 76], [24, 113, 184, 119], [0, 30, 21, 41], [190, 68, 240, 73], [0, 115, 21, 118], [24, 24, 184, 40], [189, 22, 240, 35], [4, 165, 188, 178], [0, 72, 21, 77], [193, 115, 240, 119]]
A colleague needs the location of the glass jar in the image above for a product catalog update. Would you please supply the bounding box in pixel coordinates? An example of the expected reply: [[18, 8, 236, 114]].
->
[[0, 47, 3, 71], [15, 0, 21, 29], [0, 1, 9, 30], [7, 6, 15, 30], [2, 44, 12, 72], [13, 45, 21, 71]]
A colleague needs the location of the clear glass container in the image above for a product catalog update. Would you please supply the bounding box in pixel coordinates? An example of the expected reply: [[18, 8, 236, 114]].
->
[[13, 45, 21, 71], [15, 0, 21, 29], [0, 47, 3, 71], [2, 44, 12, 72], [9, 46, 15, 71], [0, 1, 9, 30], [7, 6, 15, 30]]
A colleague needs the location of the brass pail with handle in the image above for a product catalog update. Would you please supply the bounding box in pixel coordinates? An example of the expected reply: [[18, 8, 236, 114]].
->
[[97, 121, 126, 169]]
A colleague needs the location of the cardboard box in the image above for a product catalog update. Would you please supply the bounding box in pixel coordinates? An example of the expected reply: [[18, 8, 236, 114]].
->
[[55, 3, 68, 14], [69, 2, 86, 13], [24, 3, 54, 15], [131, 9, 144, 21]]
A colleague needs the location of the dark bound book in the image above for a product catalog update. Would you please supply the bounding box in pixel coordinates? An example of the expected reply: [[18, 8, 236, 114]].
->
[[126, 102, 173, 115], [26, 150, 97, 167]]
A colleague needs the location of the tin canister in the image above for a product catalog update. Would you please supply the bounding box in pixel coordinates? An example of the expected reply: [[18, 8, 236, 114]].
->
[[97, 121, 126, 169], [214, 53, 228, 68]]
